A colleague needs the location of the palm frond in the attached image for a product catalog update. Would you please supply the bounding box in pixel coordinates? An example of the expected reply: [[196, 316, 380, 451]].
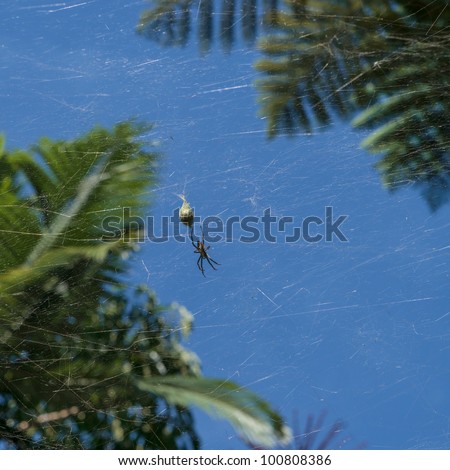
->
[[0, 285, 203, 449], [135, 375, 291, 448], [0, 121, 157, 343], [0, 123, 290, 449], [255, 0, 450, 209], [137, 0, 279, 52], [292, 410, 365, 450]]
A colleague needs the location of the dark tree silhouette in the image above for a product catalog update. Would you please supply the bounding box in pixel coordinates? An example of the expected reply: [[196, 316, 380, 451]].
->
[[137, 0, 279, 52], [292, 411, 365, 450]]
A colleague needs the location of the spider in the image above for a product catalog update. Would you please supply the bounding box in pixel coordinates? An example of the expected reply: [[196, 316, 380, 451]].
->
[[192, 230, 220, 276]]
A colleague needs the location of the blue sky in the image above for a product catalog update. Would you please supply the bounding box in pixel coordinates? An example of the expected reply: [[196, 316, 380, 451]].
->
[[2, 0, 450, 449]]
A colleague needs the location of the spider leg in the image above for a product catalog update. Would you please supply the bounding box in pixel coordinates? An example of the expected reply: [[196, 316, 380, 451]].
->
[[205, 255, 218, 270], [189, 225, 195, 243], [197, 255, 206, 277], [208, 256, 220, 266]]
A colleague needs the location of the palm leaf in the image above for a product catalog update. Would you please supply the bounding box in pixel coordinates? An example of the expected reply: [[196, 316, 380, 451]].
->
[[137, 0, 279, 52], [137, 0, 450, 208], [0, 124, 291, 449], [0, 122, 207, 449], [254, 0, 450, 210], [1, 285, 203, 449], [135, 375, 291, 448], [0, 122, 156, 341]]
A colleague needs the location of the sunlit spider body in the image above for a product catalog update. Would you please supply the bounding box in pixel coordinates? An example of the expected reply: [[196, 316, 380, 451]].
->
[[192, 231, 220, 276]]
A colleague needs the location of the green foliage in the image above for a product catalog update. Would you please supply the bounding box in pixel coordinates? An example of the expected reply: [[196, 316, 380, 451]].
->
[[0, 123, 290, 449], [0, 122, 202, 449], [1, 285, 202, 449], [255, 0, 450, 210], [0, 122, 156, 343], [136, 375, 291, 448], [138, 0, 450, 210]]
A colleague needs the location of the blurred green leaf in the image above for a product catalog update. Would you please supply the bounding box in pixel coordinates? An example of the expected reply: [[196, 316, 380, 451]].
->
[[135, 375, 291, 448]]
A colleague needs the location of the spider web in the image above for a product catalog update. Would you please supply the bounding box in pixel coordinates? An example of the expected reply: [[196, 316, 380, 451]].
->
[[1, 0, 449, 450]]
